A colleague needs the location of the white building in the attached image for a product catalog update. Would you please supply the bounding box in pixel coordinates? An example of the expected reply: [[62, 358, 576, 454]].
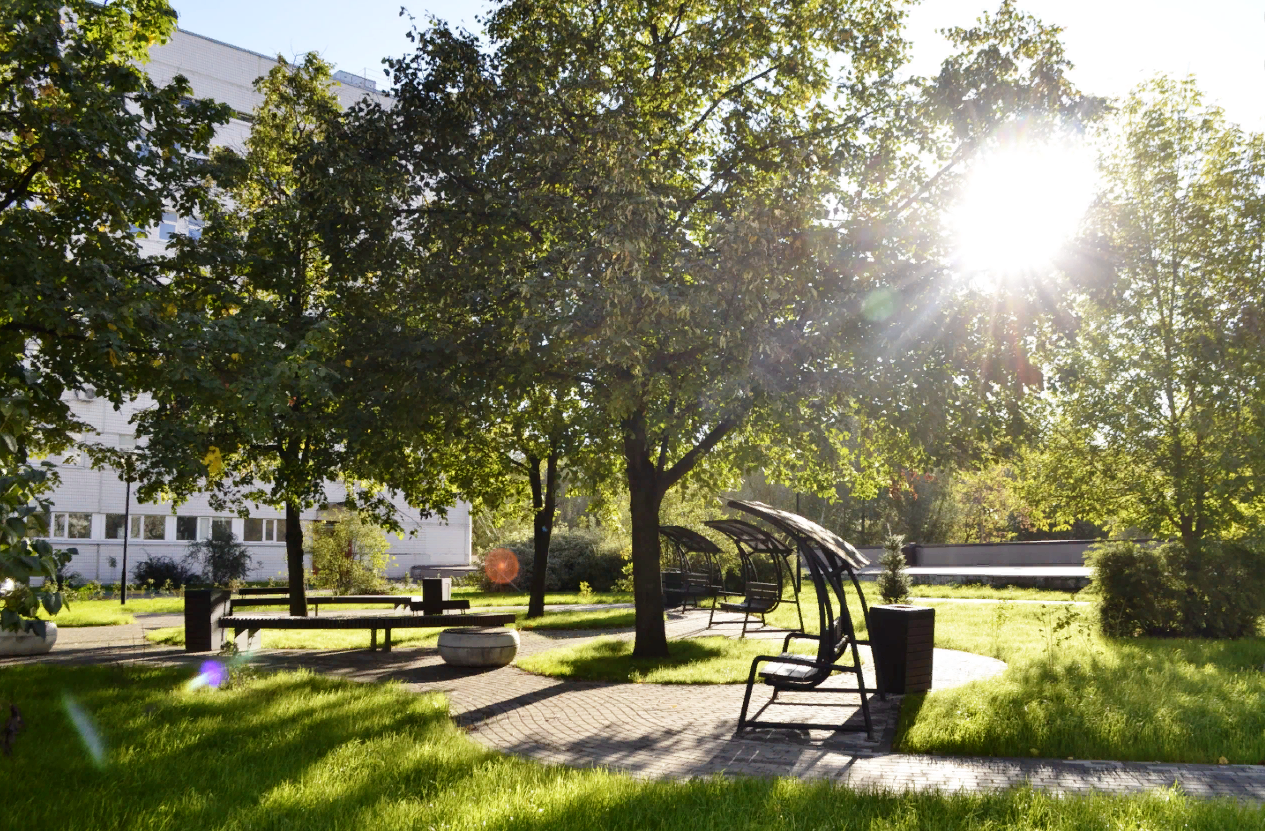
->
[[40, 29, 472, 584]]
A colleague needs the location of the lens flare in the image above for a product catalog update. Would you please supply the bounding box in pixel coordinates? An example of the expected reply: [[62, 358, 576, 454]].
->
[[61, 692, 105, 766], [484, 548, 520, 585], [186, 659, 228, 691]]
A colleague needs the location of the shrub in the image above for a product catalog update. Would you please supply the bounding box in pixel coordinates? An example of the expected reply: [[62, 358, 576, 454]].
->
[[183, 529, 254, 586], [875, 532, 912, 605], [132, 556, 201, 588], [306, 510, 390, 595], [475, 531, 624, 592], [1088, 540, 1265, 639]]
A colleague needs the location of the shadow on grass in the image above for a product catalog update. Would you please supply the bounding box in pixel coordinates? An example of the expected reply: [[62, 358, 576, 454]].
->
[[518, 636, 741, 683], [897, 635, 1265, 764], [5, 662, 1264, 830]]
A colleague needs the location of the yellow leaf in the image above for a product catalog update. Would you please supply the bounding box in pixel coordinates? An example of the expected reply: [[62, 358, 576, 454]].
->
[[32, 147, 45, 162], [344, 359, 352, 368], [164, 304, 177, 318], [230, 353, 241, 361], [106, 349, 118, 366], [202, 446, 224, 477], [107, 323, 117, 331], [1219, 756, 1229, 765]]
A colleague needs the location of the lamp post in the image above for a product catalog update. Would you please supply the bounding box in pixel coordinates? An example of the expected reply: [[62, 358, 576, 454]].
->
[[118, 451, 135, 605]]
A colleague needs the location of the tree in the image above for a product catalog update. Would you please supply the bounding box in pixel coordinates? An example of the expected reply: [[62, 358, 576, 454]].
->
[[381, 0, 1096, 656], [306, 509, 390, 595], [0, 0, 225, 630], [1038, 78, 1265, 548], [875, 531, 911, 605], [132, 55, 438, 616]]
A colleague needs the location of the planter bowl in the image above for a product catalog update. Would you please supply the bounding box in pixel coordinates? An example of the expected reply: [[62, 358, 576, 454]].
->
[[437, 627, 519, 667], [0, 622, 58, 656]]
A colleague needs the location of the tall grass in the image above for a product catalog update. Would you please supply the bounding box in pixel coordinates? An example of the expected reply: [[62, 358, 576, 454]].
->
[[3, 664, 1261, 830]]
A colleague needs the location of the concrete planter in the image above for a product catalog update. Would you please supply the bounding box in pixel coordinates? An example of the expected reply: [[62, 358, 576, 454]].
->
[[0, 622, 58, 656], [437, 627, 519, 668]]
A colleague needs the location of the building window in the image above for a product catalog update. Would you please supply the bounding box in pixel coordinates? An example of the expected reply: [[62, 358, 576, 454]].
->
[[243, 518, 285, 542], [130, 515, 166, 540], [105, 514, 126, 539], [158, 212, 178, 240], [49, 512, 91, 539], [176, 516, 197, 541], [197, 517, 232, 540]]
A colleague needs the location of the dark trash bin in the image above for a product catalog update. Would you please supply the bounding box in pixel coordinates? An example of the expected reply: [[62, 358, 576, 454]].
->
[[870, 604, 934, 694], [900, 541, 918, 567], [184, 588, 232, 652]]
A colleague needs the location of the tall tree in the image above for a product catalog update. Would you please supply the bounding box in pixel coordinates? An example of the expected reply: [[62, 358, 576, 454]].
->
[[0, 0, 225, 629], [382, 0, 1095, 656], [1037, 77, 1265, 548], [133, 55, 458, 616]]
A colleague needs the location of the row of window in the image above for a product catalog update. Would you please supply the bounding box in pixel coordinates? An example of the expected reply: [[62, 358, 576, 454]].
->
[[44, 512, 285, 543]]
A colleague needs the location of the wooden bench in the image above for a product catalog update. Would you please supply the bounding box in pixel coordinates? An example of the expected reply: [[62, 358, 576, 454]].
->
[[217, 612, 516, 652], [229, 594, 420, 615]]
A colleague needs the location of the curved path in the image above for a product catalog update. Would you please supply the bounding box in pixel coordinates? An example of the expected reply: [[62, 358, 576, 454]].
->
[[9, 609, 1265, 801]]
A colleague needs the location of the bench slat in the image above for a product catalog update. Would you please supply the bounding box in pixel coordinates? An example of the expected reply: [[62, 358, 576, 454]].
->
[[218, 613, 514, 630]]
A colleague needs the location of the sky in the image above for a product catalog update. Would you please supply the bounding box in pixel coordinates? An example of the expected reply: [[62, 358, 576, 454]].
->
[[167, 0, 1265, 130]]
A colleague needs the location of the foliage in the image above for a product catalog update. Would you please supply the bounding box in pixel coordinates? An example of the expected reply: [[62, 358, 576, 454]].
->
[[0, 0, 227, 460], [1087, 540, 1265, 638], [1, 0, 224, 632], [131, 555, 200, 589], [875, 532, 912, 605], [1037, 77, 1265, 547], [378, 0, 1098, 656], [130, 54, 455, 615], [183, 528, 253, 586], [475, 531, 626, 594], [948, 464, 1047, 543], [0, 465, 70, 633], [306, 509, 391, 595]]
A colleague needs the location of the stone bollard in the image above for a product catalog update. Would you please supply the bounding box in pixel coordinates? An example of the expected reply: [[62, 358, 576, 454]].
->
[[437, 627, 520, 667]]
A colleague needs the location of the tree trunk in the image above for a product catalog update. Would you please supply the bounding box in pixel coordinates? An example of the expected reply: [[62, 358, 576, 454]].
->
[[286, 500, 307, 616], [624, 427, 668, 658], [526, 450, 559, 619]]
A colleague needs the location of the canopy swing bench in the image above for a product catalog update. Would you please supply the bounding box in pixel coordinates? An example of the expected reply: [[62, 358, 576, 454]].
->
[[726, 499, 883, 741], [703, 517, 804, 638], [658, 525, 726, 612]]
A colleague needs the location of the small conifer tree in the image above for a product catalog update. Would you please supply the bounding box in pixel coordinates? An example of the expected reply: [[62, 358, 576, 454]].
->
[[876, 531, 912, 605]]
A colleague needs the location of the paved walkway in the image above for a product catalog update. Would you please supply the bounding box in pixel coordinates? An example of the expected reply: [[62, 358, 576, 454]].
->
[[9, 609, 1265, 801]]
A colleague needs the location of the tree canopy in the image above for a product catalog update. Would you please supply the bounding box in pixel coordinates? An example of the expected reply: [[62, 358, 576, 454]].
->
[[371, 0, 1097, 655], [1, 0, 225, 630], [1035, 77, 1265, 548]]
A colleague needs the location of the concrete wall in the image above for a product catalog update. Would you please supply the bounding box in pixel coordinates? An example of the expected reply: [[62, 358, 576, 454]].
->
[[855, 540, 1117, 568]]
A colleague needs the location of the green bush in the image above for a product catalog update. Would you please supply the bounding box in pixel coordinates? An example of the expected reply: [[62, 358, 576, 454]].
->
[[477, 531, 625, 592], [1088, 540, 1265, 639]]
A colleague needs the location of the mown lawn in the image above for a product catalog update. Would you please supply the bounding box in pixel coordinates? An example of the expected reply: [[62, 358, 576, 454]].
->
[[38, 596, 187, 627], [4, 663, 1261, 830], [144, 607, 641, 650], [895, 601, 1265, 765], [517, 635, 833, 683]]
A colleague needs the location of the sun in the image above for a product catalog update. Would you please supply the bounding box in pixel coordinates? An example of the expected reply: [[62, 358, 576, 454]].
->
[[950, 140, 1097, 280]]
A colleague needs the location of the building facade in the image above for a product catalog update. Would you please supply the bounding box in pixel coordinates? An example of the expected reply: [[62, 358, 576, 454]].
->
[[40, 29, 472, 584]]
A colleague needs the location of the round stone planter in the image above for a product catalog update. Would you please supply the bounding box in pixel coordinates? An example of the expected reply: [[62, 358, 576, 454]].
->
[[0, 622, 58, 657], [437, 627, 519, 668]]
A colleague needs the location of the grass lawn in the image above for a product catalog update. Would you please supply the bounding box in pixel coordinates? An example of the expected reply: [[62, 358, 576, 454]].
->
[[455, 588, 634, 607], [39, 596, 187, 627], [144, 607, 641, 649], [4, 663, 1261, 830], [517, 635, 833, 684], [895, 601, 1265, 765], [904, 584, 1086, 602]]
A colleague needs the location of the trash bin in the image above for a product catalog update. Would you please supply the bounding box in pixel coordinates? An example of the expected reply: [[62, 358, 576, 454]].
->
[[869, 604, 934, 694], [184, 588, 232, 652], [900, 541, 918, 567]]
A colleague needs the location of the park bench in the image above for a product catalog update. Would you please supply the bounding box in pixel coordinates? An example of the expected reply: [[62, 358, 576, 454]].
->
[[216, 611, 516, 652], [704, 518, 804, 637], [727, 500, 882, 741]]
